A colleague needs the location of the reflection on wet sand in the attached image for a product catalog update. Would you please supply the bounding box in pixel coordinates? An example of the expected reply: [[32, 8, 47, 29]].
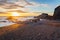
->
[[0, 24, 24, 36]]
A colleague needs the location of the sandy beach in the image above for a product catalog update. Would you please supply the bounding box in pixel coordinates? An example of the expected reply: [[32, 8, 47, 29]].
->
[[0, 20, 60, 40]]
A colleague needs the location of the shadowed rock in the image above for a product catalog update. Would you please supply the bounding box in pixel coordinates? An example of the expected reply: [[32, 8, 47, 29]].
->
[[37, 13, 48, 19], [53, 6, 60, 20]]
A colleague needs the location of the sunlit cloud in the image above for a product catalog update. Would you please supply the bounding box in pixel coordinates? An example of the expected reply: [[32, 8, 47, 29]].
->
[[0, 0, 50, 13], [24, 2, 51, 13], [0, 0, 31, 12], [0, 7, 7, 12], [25, 2, 50, 8]]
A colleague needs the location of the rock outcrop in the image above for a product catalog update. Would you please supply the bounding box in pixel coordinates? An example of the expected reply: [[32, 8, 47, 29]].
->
[[53, 6, 60, 20], [37, 13, 48, 19]]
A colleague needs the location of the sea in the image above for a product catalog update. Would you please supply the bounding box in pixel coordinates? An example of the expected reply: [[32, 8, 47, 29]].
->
[[0, 16, 35, 27]]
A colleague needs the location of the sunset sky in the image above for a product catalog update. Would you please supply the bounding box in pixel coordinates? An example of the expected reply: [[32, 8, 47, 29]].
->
[[0, 0, 60, 16], [26, 0, 60, 15]]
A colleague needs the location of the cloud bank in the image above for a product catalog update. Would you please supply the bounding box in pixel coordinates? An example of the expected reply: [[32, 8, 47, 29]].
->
[[0, 0, 50, 12]]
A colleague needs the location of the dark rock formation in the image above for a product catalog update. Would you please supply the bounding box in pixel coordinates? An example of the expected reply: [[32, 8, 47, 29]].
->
[[37, 13, 48, 19], [53, 6, 60, 20], [35, 13, 53, 20]]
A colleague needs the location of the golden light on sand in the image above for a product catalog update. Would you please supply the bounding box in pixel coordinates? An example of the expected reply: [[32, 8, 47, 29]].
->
[[11, 12, 20, 16]]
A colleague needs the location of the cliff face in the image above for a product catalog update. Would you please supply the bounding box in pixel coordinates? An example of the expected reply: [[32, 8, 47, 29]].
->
[[53, 6, 60, 20]]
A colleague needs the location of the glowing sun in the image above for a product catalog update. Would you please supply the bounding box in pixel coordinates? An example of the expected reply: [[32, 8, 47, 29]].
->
[[11, 12, 20, 16]]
